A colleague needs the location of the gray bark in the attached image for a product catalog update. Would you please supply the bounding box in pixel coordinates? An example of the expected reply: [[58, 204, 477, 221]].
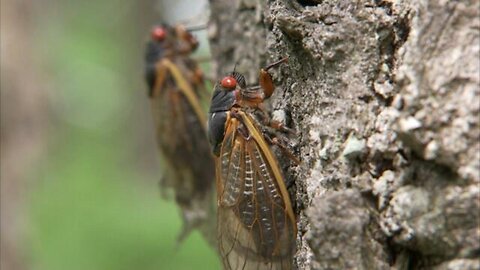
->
[[208, 0, 480, 269]]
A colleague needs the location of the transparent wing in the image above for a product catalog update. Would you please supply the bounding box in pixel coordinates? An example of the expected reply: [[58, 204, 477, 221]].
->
[[217, 114, 296, 270], [150, 57, 215, 243]]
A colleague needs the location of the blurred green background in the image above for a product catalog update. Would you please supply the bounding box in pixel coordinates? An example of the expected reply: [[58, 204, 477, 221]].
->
[[0, 0, 220, 269]]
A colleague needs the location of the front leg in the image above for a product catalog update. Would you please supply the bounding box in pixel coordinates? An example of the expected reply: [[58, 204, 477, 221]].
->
[[253, 106, 295, 135], [259, 57, 288, 98]]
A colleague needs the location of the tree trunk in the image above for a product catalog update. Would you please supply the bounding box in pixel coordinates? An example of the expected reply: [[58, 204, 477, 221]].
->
[[1, 1, 50, 269], [208, 0, 480, 269]]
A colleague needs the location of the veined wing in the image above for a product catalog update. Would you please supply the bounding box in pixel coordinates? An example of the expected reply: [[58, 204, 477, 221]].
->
[[150, 56, 215, 241], [153, 58, 207, 128], [217, 111, 296, 270], [150, 58, 209, 164]]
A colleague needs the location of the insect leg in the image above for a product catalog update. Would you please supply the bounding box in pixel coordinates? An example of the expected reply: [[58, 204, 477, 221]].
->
[[265, 119, 295, 135], [253, 107, 295, 135], [262, 131, 300, 165], [190, 67, 214, 103], [259, 57, 288, 98], [231, 111, 252, 140], [264, 57, 289, 71], [191, 66, 204, 85]]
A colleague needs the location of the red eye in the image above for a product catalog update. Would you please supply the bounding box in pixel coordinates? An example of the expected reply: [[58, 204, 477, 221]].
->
[[221, 76, 237, 89], [151, 27, 166, 41]]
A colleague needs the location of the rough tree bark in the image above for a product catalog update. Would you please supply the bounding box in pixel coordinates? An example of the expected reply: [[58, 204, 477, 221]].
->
[[208, 0, 479, 269]]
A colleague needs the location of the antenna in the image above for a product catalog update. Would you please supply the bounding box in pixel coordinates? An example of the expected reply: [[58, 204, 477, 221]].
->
[[233, 62, 238, 73]]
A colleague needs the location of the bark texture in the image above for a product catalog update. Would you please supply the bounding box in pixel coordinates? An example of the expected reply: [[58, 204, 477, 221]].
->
[[208, 0, 479, 269]]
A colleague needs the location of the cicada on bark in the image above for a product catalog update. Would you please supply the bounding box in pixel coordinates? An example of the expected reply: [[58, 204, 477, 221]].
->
[[208, 58, 297, 270], [144, 23, 215, 243]]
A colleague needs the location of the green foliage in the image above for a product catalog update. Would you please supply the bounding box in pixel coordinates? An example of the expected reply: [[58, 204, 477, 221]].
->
[[26, 1, 220, 269], [28, 130, 219, 270]]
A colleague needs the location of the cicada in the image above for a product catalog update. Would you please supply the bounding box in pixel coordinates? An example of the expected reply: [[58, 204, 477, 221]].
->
[[144, 23, 215, 243], [208, 58, 297, 270]]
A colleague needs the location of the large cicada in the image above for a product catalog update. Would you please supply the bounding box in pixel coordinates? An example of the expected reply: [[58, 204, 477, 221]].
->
[[144, 23, 215, 243], [208, 58, 297, 270]]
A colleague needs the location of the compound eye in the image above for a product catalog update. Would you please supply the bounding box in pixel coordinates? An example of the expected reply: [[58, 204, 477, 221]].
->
[[151, 26, 166, 41], [221, 76, 237, 89]]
